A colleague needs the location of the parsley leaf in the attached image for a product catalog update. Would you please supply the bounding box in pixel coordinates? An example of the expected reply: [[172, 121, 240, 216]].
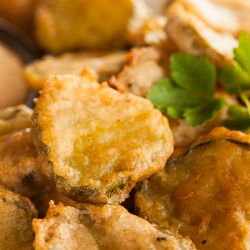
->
[[184, 99, 224, 126], [220, 63, 250, 93], [223, 105, 250, 131], [147, 54, 223, 126], [147, 78, 204, 110], [220, 32, 250, 93], [220, 32, 250, 131], [171, 54, 216, 97], [234, 32, 250, 74]]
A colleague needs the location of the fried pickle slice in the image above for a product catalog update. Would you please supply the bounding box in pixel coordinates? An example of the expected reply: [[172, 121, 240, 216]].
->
[[109, 47, 164, 97], [166, 2, 237, 66], [33, 70, 173, 204], [35, 0, 133, 52], [0, 129, 48, 198], [25, 51, 127, 91], [33, 201, 196, 250], [178, 0, 250, 36], [135, 127, 250, 249], [0, 105, 32, 136], [0, 187, 37, 250]]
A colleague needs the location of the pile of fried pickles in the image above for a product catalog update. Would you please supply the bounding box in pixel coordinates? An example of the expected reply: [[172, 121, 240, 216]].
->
[[1, 0, 250, 249]]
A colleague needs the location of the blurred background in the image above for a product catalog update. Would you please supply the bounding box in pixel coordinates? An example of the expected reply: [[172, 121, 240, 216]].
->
[[0, 0, 249, 113], [0, 0, 171, 109]]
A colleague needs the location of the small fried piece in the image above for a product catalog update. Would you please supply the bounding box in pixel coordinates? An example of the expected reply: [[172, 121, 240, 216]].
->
[[25, 51, 127, 91], [0, 105, 32, 136], [35, 0, 133, 52], [0, 129, 47, 198], [110, 47, 164, 97], [178, 0, 250, 36], [33, 71, 173, 204], [166, 2, 237, 66], [135, 127, 250, 249], [33, 202, 196, 250], [0, 186, 37, 250]]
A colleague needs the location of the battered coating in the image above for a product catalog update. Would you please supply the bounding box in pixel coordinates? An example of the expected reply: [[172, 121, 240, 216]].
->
[[33, 201, 196, 250], [0, 129, 47, 198], [135, 127, 250, 249], [33, 70, 173, 204], [0, 187, 37, 250]]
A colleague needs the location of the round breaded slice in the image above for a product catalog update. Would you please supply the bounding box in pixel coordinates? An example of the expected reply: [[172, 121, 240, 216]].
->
[[24, 50, 127, 91], [32, 70, 173, 204], [0, 187, 37, 250], [166, 2, 237, 67], [135, 127, 250, 250]]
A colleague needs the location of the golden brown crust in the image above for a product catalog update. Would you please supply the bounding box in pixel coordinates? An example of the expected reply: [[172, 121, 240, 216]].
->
[[135, 127, 250, 249], [33, 71, 173, 204], [193, 126, 250, 145], [33, 201, 196, 250], [0, 187, 37, 250]]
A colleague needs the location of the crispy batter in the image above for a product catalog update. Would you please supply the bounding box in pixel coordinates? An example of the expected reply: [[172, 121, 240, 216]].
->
[[110, 47, 165, 97], [33, 71, 173, 204], [25, 51, 127, 91], [33, 201, 196, 250], [135, 127, 250, 249], [0, 129, 47, 198], [0, 105, 32, 136], [35, 0, 133, 52], [0, 187, 37, 250], [166, 2, 237, 66]]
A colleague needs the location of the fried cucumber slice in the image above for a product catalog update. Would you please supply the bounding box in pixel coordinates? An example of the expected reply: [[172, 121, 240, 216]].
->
[[178, 0, 250, 36], [135, 127, 250, 249], [33, 71, 173, 204], [0, 129, 48, 198], [0, 187, 37, 250], [33, 201, 196, 250], [35, 0, 133, 52], [0, 105, 32, 136], [166, 2, 237, 66], [109, 47, 164, 97], [25, 51, 127, 91]]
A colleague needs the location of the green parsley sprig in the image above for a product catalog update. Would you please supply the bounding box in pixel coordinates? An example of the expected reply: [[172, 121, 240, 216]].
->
[[220, 32, 250, 130], [148, 32, 250, 131], [147, 54, 224, 126]]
